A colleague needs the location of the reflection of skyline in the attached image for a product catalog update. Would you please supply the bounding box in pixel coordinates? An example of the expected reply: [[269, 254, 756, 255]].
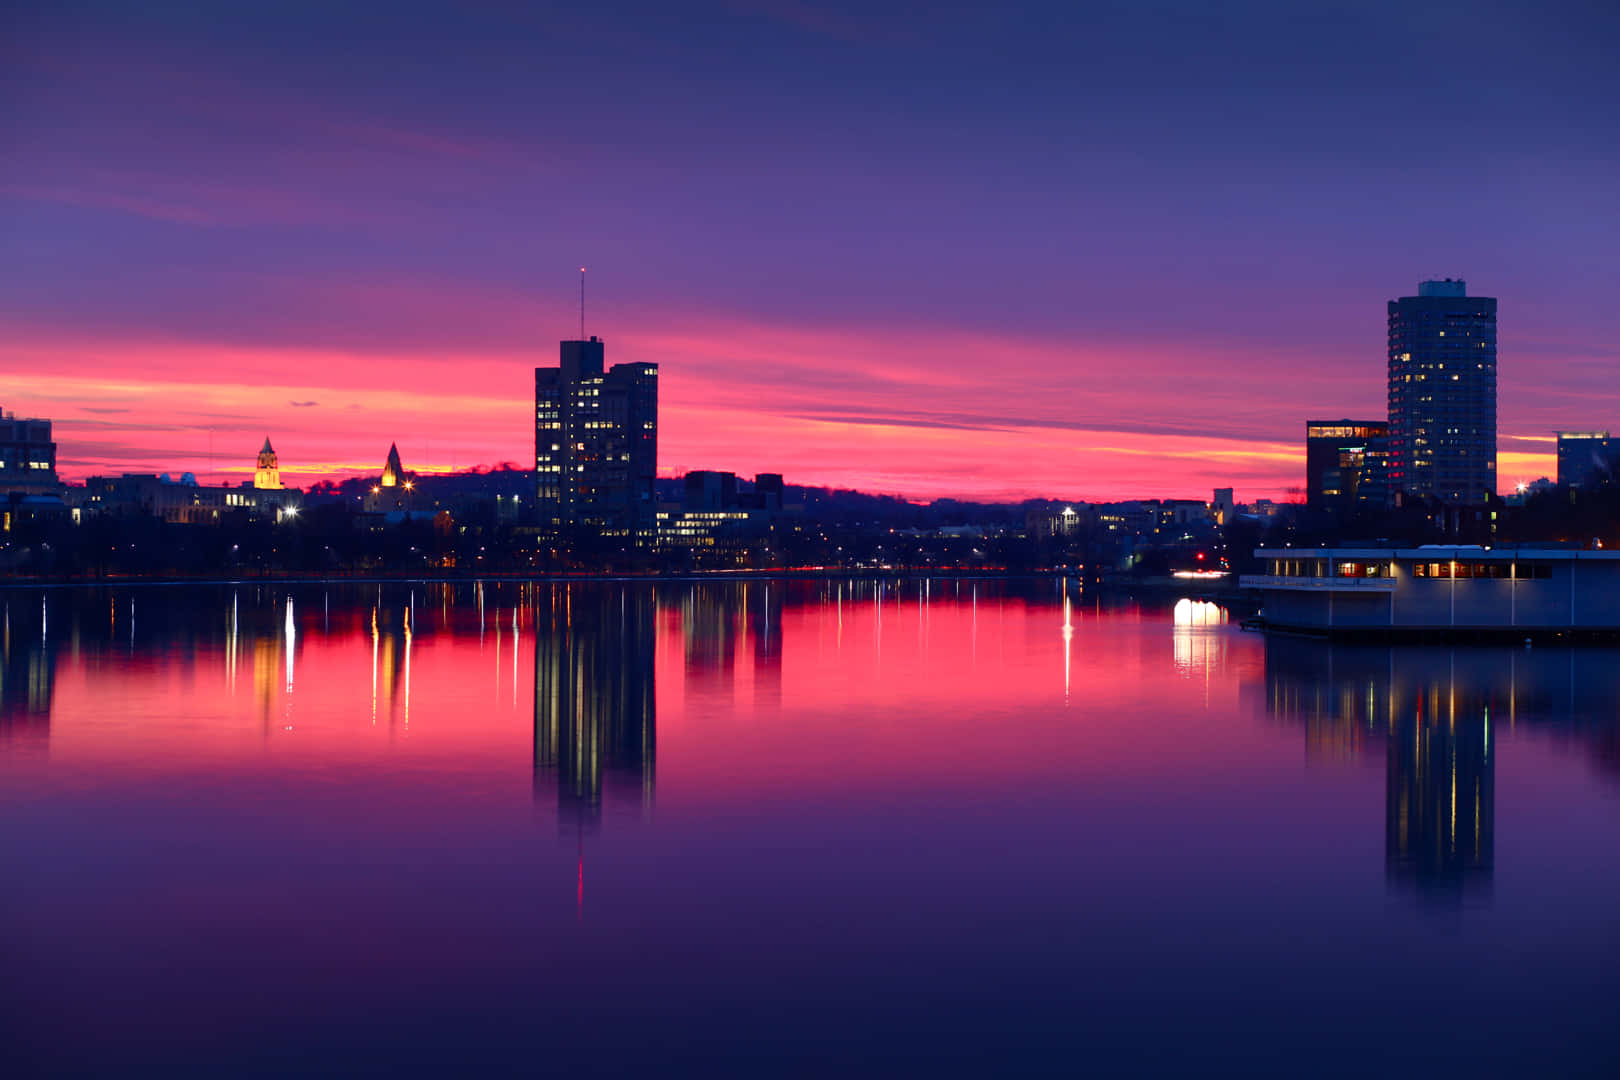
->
[[533, 586, 657, 831], [748, 582, 783, 709], [0, 597, 54, 749], [1256, 638, 1620, 902]]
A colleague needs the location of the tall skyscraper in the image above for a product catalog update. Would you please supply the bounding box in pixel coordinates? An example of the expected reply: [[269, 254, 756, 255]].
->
[[1387, 279, 1497, 505], [535, 337, 658, 540]]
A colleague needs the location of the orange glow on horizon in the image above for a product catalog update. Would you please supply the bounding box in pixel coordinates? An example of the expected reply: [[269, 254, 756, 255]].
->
[[0, 318, 1559, 501]]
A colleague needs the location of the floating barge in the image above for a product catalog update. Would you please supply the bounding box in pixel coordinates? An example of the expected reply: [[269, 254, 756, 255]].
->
[[1240, 546, 1620, 640]]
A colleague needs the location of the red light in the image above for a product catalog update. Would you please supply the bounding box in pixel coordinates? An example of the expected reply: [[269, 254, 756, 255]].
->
[[1196, 552, 1205, 561]]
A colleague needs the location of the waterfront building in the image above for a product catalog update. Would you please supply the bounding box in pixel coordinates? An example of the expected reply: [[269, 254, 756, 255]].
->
[[535, 337, 658, 542], [1243, 546, 1620, 635], [1305, 420, 1388, 512], [1027, 504, 1087, 540], [1387, 279, 1497, 505], [253, 438, 283, 490], [656, 471, 785, 558], [1555, 430, 1617, 490]]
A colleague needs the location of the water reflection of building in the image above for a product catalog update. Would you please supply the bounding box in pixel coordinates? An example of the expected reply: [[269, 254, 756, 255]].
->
[[680, 584, 740, 699], [1385, 694, 1492, 898], [1262, 638, 1495, 901], [0, 596, 54, 747], [534, 586, 656, 830], [747, 582, 783, 708], [367, 601, 412, 726]]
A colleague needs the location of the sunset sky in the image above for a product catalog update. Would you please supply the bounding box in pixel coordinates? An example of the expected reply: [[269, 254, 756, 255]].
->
[[6, 1, 1618, 501]]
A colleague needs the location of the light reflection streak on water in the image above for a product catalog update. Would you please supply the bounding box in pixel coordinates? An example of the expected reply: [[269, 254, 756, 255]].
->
[[285, 597, 295, 692], [370, 605, 378, 725], [1062, 580, 1073, 704], [403, 607, 412, 727]]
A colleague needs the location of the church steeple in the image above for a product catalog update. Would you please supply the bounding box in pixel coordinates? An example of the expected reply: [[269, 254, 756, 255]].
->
[[380, 443, 405, 488], [254, 437, 282, 490]]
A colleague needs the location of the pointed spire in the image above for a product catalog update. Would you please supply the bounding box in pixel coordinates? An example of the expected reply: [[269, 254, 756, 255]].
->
[[381, 443, 405, 486], [261, 437, 274, 454]]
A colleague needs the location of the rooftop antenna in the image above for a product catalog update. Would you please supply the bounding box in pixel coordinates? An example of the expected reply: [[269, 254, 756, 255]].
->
[[579, 267, 586, 340]]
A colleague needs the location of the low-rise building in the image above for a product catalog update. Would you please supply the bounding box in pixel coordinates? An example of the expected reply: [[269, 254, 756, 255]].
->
[[78, 472, 301, 524], [1243, 545, 1620, 636]]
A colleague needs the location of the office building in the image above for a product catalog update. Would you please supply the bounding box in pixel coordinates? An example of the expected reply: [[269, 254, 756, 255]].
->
[[1387, 279, 1497, 505], [0, 407, 59, 497], [656, 471, 785, 558], [535, 337, 658, 540], [1555, 431, 1617, 490], [1305, 420, 1389, 511]]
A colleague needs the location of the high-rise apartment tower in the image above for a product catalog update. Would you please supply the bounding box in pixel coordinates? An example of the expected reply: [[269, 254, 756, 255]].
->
[[1387, 279, 1497, 505], [535, 337, 658, 540]]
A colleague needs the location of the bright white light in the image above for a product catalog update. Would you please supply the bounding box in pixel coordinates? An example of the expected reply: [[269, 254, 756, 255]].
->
[[1173, 598, 1228, 626]]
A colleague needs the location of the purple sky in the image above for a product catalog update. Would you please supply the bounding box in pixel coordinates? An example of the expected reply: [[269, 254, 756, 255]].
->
[[4, 1, 1618, 499]]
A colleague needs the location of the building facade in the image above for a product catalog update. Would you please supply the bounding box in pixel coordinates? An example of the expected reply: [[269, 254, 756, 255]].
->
[[1243, 546, 1620, 635], [0, 407, 59, 496], [535, 337, 658, 541], [1555, 431, 1616, 490], [655, 471, 785, 559], [1305, 419, 1389, 512], [254, 438, 282, 490], [80, 472, 300, 523], [1387, 279, 1497, 505]]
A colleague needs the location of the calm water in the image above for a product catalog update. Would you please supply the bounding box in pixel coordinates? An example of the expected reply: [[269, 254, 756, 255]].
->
[[2, 580, 1617, 1077]]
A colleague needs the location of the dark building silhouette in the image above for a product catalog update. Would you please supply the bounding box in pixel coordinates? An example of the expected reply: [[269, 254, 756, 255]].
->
[[535, 337, 658, 541], [1555, 430, 1617, 490], [533, 586, 656, 829], [1387, 279, 1497, 505], [1305, 420, 1388, 512], [0, 407, 59, 498], [685, 470, 738, 511], [754, 473, 784, 513]]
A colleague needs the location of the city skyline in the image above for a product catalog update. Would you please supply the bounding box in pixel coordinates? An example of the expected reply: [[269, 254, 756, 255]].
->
[[8, 2, 1619, 500]]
